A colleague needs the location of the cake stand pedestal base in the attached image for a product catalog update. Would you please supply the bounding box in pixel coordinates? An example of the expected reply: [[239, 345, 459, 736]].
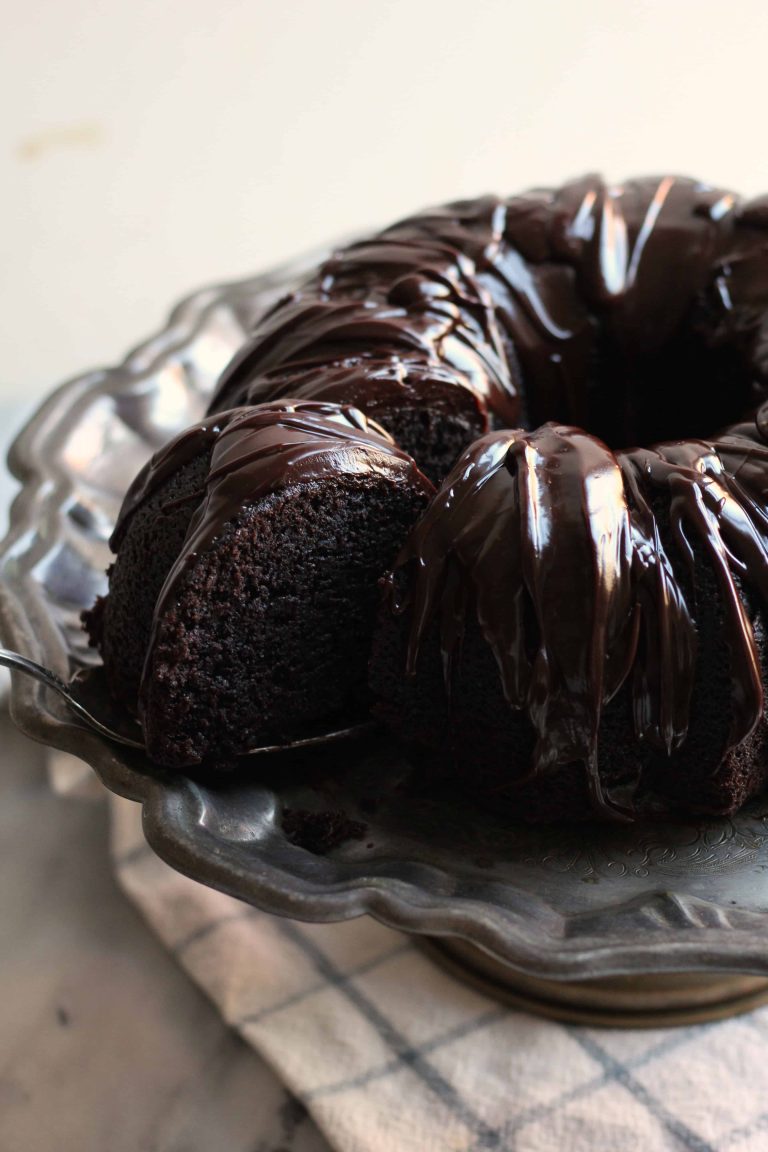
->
[[419, 938, 768, 1028]]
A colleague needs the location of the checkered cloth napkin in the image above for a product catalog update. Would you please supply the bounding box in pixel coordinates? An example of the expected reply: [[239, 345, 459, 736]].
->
[[68, 782, 762, 1152]]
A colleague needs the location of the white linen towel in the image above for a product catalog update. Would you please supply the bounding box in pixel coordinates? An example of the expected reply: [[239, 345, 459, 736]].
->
[[106, 789, 768, 1152]]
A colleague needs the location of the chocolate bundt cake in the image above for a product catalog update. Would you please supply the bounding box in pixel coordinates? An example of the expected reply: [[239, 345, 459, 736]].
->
[[83, 401, 433, 766], [86, 174, 768, 820]]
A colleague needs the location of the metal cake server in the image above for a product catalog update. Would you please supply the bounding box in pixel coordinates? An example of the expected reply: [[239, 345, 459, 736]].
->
[[0, 647, 373, 755]]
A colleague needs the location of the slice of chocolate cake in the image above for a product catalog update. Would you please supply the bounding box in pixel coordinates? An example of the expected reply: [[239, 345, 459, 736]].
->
[[83, 401, 433, 767]]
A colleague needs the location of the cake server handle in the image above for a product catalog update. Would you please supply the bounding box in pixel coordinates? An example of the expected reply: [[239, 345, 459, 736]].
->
[[0, 647, 146, 749], [0, 647, 375, 755]]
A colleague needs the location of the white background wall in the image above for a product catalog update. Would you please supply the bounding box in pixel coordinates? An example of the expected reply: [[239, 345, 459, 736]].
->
[[1, 0, 767, 519]]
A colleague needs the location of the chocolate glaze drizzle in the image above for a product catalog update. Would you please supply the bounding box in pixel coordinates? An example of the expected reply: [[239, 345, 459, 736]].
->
[[210, 176, 768, 445], [112, 400, 411, 549], [386, 412, 768, 815]]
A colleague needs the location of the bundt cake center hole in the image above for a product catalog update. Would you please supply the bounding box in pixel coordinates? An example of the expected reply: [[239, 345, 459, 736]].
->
[[571, 331, 759, 449]]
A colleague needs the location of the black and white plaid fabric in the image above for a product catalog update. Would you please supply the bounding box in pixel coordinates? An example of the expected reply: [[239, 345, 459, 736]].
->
[[106, 792, 768, 1152]]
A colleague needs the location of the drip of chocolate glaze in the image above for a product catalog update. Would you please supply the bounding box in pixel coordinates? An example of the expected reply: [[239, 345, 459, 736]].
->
[[112, 399, 402, 549], [162, 404, 426, 567], [209, 177, 768, 442], [238, 356, 489, 425], [385, 426, 639, 816], [386, 408, 768, 818], [618, 437, 768, 752]]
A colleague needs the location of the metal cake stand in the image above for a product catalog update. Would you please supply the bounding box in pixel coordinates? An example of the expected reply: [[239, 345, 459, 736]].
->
[[4, 256, 768, 1027]]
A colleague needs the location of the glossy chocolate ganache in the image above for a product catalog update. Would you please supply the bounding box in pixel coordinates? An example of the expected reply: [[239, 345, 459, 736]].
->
[[211, 175, 768, 456], [112, 400, 417, 562], [379, 415, 768, 817]]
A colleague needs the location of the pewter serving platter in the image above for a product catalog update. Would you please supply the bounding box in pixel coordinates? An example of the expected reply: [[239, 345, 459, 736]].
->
[[5, 255, 768, 1004]]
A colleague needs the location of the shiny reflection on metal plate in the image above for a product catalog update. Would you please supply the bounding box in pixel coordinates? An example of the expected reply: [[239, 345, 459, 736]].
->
[[4, 253, 768, 1008]]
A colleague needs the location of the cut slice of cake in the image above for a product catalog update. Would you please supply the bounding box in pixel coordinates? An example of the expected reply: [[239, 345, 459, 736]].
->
[[83, 400, 433, 767]]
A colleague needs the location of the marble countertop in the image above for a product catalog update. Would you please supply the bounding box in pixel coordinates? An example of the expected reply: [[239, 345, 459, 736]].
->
[[0, 708, 330, 1152]]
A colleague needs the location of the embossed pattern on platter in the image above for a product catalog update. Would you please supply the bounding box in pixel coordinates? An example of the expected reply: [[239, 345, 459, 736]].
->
[[527, 813, 768, 880]]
